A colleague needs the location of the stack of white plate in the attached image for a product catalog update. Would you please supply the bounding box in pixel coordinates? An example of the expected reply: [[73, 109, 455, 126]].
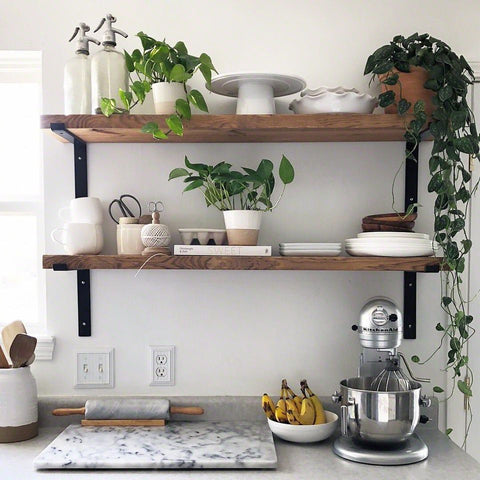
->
[[279, 243, 342, 257], [345, 232, 438, 257]]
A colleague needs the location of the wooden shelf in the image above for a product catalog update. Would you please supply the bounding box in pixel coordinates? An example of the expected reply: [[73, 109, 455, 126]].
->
[[40, 113, 416, 143], [43, 255, 442, 272]]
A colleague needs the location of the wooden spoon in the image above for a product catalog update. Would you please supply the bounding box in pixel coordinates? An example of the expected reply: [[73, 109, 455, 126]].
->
[[9, 334, 37, 368], [0, 345, 10, 368], [1, 321, 35, 365], [2, 321, 26, 353]]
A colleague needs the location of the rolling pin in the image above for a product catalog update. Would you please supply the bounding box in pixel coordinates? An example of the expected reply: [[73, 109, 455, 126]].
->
[[53, 399, 204, 426]]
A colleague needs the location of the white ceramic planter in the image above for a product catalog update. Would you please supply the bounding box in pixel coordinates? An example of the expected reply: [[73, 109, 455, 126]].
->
[[223, 210, 262, 246], [0, 367, 38, 443], [152, 82, 187, 114]]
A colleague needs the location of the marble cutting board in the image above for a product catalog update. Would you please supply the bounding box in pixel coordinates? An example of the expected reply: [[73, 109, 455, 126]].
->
[[33, 421, 277, 470]]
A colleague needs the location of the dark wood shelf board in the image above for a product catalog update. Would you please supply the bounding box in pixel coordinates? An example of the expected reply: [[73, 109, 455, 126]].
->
[[43, 254, 442, 272], [40, 113, 420, 143]]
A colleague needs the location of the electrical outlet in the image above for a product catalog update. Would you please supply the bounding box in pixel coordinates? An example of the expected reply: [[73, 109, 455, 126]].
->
[[150, 345, 175, 386], [75, 348, 114, 388]]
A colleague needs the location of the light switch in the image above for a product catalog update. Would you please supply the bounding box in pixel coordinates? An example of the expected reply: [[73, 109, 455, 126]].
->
[[75, 348, 114, 388]]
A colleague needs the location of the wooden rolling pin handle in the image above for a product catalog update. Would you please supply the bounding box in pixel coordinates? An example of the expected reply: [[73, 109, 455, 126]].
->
[[170, 406, 204, 415], [52, 407, 86, 416]]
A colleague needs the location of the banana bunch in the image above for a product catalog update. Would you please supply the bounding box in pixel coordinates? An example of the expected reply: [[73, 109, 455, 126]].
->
[[262, 379, 326, 425]]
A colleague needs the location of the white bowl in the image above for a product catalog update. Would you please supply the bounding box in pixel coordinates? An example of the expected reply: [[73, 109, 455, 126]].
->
[[267, 411, 338, 443], [289, 91, 377, 114]]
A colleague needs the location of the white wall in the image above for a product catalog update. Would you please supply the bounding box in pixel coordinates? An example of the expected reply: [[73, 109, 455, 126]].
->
[[1, 0, 480, 429]]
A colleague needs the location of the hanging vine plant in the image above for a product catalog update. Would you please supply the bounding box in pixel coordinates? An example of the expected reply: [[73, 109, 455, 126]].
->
[[365, 33, 480, 437]]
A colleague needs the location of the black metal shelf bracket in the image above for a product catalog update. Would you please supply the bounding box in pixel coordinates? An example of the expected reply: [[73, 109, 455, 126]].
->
[[51, 123, 91, 336], [403, 141, 420, 339]]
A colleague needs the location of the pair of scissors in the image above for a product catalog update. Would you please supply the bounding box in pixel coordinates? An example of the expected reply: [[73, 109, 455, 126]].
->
[[148, 201, 165, 213], [108, 194, 142, 224]]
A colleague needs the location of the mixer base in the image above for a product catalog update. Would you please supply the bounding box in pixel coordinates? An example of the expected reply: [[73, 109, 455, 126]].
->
[[333, 433, 428, 465]]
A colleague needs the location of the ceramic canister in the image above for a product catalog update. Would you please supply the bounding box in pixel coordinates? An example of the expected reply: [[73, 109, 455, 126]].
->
[[0, 367, 38, 443]]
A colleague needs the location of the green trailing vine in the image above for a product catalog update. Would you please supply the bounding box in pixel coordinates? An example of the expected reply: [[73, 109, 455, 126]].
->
[[100, 32, 217, 139], [365, 33, 480, 438]]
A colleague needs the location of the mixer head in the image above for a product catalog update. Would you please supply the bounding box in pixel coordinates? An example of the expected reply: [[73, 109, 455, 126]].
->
[[354, 297, 403, 350]]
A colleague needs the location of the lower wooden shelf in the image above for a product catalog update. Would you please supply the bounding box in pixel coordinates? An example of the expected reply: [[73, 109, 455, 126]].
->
[[43, 255, 442, 272]]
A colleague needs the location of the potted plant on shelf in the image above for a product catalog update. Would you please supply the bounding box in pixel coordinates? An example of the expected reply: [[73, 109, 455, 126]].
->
[[365, 33, 480, 436], [100, 32, 217, 139], [168, 155, 295, 246]]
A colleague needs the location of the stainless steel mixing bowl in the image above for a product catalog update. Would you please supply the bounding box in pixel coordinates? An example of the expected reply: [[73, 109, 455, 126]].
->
[[332, 377, 430, 445]]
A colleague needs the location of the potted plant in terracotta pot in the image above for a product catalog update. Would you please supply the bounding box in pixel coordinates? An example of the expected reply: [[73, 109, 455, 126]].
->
[[100, 32, 217, 139], [365, 32, 480, 435], [169, 155, 295, 246]]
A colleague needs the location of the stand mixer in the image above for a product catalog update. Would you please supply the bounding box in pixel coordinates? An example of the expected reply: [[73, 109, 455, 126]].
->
[[332, 297, 431, 465]]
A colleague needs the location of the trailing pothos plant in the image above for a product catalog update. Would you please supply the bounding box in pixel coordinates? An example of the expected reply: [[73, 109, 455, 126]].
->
[[100, 32, 217, 139], [365, 33, 480, 438], [168, 155, 294, 211]]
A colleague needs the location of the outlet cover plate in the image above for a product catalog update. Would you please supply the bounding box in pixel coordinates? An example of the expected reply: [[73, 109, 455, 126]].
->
[[150, 345, 175, 386], [75, 348, 114, 389]]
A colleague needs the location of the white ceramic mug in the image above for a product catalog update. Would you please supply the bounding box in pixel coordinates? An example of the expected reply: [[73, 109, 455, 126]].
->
[[51, 223, 103, 255], [58, 197, 103, 224], [117, 224, 144, 254]]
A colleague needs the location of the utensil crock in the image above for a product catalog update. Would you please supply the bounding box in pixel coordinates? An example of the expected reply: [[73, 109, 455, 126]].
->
[[0, 367, 38, 443]]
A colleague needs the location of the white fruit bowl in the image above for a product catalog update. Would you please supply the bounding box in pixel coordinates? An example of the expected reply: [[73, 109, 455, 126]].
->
[[267, 411, 338, 443]]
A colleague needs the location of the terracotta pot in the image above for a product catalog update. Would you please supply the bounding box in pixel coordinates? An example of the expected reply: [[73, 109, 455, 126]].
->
[[380, 66, 435, 116]]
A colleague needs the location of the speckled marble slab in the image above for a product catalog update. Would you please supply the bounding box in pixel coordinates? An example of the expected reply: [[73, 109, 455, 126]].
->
[[33, 421, 277, 470]]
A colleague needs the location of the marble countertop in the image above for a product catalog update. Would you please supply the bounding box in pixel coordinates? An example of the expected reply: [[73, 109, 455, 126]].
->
[[1, 424, 479, 479]]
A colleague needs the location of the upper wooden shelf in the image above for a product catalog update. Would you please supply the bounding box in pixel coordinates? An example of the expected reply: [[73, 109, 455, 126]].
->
[[40, 114, 414, 144], [43, 254, 442, 272]]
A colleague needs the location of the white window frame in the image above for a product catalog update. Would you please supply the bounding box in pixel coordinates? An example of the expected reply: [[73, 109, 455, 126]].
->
[[0, 51, 53, 359]]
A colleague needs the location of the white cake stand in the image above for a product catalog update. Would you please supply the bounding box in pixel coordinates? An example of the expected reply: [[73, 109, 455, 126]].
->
[[207, 73, 306, 114]]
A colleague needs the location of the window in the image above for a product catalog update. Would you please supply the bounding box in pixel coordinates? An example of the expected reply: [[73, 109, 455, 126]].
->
[[0, 51, 45, 331]]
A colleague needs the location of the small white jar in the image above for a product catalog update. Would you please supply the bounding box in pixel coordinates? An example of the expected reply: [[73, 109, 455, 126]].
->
[[0, 367, 38, 442]]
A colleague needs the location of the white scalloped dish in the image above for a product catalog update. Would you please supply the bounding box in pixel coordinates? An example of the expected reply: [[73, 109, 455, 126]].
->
[[290, 87, 377, 114]]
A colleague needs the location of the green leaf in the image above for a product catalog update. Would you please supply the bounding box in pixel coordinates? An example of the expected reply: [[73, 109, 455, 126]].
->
[[428, 172, 443, 193], [454, 136, 477, 155], [100, 97, 117, 117], [174, 41, 188, 55], [372, 60, 394, 75], [188, 90, 209, 112], [279, 155, 295, 184], [381, 73, 399, 85], [378, 90, 395, 108], [131, 81, 146, 104], [137, 31, 156, 50], [199, 63, 212, 85], [429, 155, 441, 172], [166, 114, 184, 136], [183, 179, 204, 192], [433, 386, 444, 393], [184, 156, 208, 173], [199, 53, 215, 71], [169, 168, 190, 180], [436, 323, 445, 331], [411, 355, 420, 363], [119, 89, 132, 110], [141, 122, 159, 134], [364, 54, 376, 75], [451, 110, 468, 130], [424, 78, 440, 91], [124, 50, 134, 72], [442, 296, 452, 307], [170, 64, 187, 82], [446, 428, 453, 436], [458, 380, 472, 397], [153, 129, 168, 139], [256, 159, 274, 181], [398, 98, 411, 115], [438, 85, 453, 102], [176, 98, 192, 120], [462, 239, 472, 253]]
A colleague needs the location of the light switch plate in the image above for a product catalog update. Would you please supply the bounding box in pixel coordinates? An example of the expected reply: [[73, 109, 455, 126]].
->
[[75, 348, 114, 389], [150, 345, 175, 386]]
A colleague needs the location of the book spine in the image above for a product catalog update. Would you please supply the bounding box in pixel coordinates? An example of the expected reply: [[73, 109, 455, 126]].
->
[[174, 245, 272, 256]]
